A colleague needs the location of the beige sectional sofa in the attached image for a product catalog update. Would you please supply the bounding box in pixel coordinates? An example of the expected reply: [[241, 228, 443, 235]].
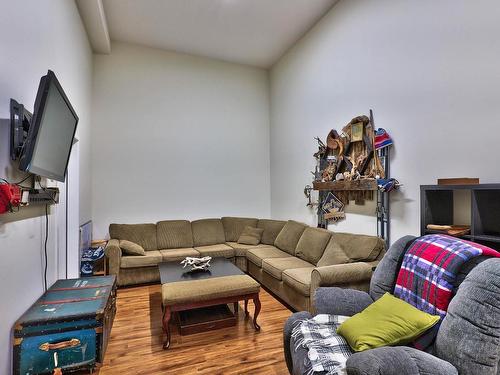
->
[[105, 217, 385, 312]]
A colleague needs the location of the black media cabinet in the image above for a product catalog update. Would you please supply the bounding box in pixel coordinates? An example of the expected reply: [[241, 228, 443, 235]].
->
[[420, 184, 500, 250]]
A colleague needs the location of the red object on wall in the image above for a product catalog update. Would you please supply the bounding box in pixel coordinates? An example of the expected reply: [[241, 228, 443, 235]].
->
[[0, 183, 21, 213]]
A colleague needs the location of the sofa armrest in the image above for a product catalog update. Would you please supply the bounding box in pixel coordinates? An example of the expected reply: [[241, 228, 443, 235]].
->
[[104, 239, 122, 276], [311, 261, 376, 291], [346, 346, 458, 375], [314, 287, 373, 315]]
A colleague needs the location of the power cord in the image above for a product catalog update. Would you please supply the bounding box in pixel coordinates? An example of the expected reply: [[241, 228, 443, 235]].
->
[[0, 174, 34, 188], [15, 174, 33, 185], [44, 204, 49, 291], [1, 175, 53, 291], [36, 177, 57, 204], [36, 177, 56, 292]]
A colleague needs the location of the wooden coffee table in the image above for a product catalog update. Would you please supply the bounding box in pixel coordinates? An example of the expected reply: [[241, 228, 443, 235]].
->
[[159, 257, 261, 349]]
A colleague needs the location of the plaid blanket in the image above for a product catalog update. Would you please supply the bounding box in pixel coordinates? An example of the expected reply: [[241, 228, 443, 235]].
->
[[292, 314, 352, 375], [394, 234, 500, 348]]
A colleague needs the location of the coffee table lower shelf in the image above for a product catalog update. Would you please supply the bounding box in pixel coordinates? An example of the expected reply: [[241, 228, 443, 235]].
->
[[162, 293, 261, 349], [178, 304, 237, 335]]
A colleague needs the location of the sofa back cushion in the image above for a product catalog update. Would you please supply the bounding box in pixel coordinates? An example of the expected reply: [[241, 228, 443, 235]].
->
[[157, 220, 193, 249], [317, 232, 386, 268], [257, 219, 286, 245], [274, 220, 308, 255], [119, 240, 146, 256], [191, 218, 226, 246], [221, 217, 259, 242], [237, 226, 264, 245], [435, 259, 500, 375], [369, 235, 416, 301], [295, 227, 332, 265], [109, 223, 158, 251]]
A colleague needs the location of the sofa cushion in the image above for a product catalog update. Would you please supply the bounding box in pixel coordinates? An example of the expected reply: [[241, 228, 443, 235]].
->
[[295, 227, 332, 265], [159, 248, 199, 262], [246, 246, 292, 267], [191, 218, 226, 246], [262, 257, 314, 280], [370, 236, 416, 301], [317, 237, 350, 266], [346, 346, 459, 375], [318, 233, 385, 267], [226, 242, 267, 257], [221, 217, 259, 242], [157, 220, 193, 249], [337, 293, 440, 352], [121, 250, 162, 268], [274, 220, 308, 255], [282, 268, 314, 296], [337, 233, 385, 262], [162, 275, 260, 306], [257, 219, 287, 245], [194, 244, 235, 258], [119, 240, 146, 256], [435, 258, 500, 375], [109, 223, 158, 251], [238, 226, 264, 245]]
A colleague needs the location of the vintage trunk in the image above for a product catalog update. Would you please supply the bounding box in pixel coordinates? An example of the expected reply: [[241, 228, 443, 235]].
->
[[13, 275, 116, 375]]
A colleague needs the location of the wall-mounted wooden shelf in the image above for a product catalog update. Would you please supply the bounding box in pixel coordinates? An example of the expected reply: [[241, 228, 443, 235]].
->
[[313, 179, 378, 191]]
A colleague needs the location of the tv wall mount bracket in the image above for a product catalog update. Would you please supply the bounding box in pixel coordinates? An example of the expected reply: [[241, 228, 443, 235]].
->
[[10, 98, 33, 161]]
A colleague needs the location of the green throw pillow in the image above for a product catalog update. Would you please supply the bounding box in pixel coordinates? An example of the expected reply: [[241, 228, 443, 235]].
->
[[337, 292, 440, 352], [119, 240, 146, 256], [237, 226, 264, 245]]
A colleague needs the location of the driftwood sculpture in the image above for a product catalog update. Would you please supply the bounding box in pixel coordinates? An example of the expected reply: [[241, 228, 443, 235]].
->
[[316, 114, 388, 184], [181, 256, 212, 271], [311, 111, 393, 208], [308, 110, 398, 227]]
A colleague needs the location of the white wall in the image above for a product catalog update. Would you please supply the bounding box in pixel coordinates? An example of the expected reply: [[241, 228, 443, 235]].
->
[[270, 0, 500, 242], [0, 1, 92, 373], [91, 43, 271, 238]]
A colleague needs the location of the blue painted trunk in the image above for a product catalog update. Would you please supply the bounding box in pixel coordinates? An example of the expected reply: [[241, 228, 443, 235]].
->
[[13, 276, 116, 375]]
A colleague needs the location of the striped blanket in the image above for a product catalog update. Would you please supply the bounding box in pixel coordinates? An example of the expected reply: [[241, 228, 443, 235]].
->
[[292, 315, 352, 375], [394, 234, 500, 348]]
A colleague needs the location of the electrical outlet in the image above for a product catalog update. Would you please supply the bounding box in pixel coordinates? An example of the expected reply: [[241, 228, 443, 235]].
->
[[21, 189, 30, 205]]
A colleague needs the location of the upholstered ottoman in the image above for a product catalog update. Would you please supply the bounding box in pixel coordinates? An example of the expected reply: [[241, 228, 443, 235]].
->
[[161, 274, 261, 349]]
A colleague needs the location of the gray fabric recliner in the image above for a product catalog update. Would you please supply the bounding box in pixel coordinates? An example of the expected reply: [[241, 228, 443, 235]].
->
[[283, 235, 500, 375]]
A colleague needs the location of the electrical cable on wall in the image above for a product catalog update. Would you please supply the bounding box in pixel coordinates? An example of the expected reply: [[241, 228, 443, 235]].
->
[[2, 174, 62, 290], [43, 204, 49, 291], [36, 177, 57, 292], [36, 178, 58, 204]]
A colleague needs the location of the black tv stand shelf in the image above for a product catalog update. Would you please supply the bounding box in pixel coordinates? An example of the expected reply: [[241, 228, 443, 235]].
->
[[421, 183, 500, 249]]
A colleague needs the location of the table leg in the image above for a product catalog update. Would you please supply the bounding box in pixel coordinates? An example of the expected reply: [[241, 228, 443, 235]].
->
[[162, 306, 172, 350], [233, 302, 238, 313], [252, 295, 261, 331], [244, 299, 249, 316]]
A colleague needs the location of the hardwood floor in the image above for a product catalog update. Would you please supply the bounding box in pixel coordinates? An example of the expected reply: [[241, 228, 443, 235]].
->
[[97, 284, 293, 375]]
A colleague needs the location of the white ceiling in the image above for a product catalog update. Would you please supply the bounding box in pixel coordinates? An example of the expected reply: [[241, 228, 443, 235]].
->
[[78, 0, 336, 68]]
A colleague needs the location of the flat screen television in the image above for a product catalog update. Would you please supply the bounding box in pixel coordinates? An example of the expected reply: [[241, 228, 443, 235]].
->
[[17, 70, 78, 182]]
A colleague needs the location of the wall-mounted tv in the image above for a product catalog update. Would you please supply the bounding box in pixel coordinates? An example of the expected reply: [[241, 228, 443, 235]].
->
[[11, 70, 78, 182]]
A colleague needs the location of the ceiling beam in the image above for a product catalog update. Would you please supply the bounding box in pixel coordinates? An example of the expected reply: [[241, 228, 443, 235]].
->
[[76, 0, 111, 54]]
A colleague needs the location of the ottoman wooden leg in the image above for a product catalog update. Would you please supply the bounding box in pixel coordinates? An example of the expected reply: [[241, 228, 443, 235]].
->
[[244, 299, 249, 316], [252, 295, 261, 331], [162, 306, 172, 350]]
